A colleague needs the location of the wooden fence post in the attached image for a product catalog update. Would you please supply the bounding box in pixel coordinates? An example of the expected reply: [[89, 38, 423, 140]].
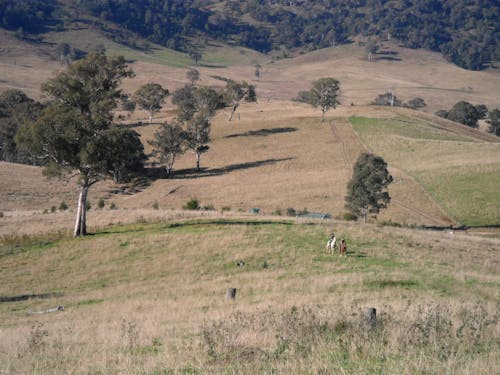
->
[[226, 288, 237, 301]]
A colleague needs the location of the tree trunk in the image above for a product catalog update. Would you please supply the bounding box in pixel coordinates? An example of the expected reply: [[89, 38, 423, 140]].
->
[[321, 109, 326, 122], [196, 152, 200, 171], [148, 111, 153, 124], [73, 184, 88, 237], [228, 103, 239, 122]]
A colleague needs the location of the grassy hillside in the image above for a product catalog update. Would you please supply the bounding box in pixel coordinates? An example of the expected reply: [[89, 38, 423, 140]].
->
[[350, 115, 500, 226], [0, 218, 498, 373], [3, 101, 475, 237]]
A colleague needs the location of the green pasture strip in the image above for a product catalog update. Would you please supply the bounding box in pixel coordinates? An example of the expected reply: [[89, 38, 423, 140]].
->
[[413, 164, 500, 226], [349, 116, 478, 142], [350, 116, 500, 226]]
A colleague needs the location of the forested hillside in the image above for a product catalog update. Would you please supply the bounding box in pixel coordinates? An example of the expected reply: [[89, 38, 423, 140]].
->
[[0, 0, 498, 70]]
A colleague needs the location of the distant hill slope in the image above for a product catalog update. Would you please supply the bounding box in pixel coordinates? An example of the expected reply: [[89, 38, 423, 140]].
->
[[0, 0, 498, 70]]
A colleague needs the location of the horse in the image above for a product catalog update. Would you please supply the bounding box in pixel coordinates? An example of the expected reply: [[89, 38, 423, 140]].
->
[[326, 235, 337, 255], [339, 239, 347, 256]]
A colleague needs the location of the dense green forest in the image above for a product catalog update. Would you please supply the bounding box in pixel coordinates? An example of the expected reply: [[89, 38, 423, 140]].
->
[[0, 0, 498, 70]]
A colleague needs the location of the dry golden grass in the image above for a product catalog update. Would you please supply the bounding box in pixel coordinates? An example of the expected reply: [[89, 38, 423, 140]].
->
[[0, 218, 498, 373], [1, 101, 465, 235]]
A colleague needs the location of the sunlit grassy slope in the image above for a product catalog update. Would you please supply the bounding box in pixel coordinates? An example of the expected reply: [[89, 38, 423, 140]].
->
[[0, 218, 499, 373], [350, 116, 500, 226]]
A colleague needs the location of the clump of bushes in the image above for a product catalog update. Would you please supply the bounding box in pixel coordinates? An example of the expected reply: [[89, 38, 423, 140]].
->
[[98, 198, 105, 209], [183, 198, 200, 210], [371, 92, 427, 110], [343, 212, 358, 221], [59, 201, 68, 211], [435, 101, 488, 128]]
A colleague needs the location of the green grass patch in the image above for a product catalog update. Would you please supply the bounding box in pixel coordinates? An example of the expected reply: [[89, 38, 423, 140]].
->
[[349, 116, 475, 142], [414, 164, 500, 226], [349, 116, 500, 226]]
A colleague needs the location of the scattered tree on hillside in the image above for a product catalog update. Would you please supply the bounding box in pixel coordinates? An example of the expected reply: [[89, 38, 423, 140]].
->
[[185, 116, 211, 172], [254, 64, 262, 81], [294, 90, 311, 103], [345, 153, 393, 223], [189, 49, 202, 65], [171, 85, 223, 170], [371, 92, 401, 107], [224, 80, 256, 122], [487, 109, 500, 136], [133, 83, 169, 124], [0, 89, 43, 163], [309, 78, 340, 122], [405, 97, 426, 110], [365, 39, 379, 61], [186, 68, 200, 85], [439, 101, 482, 128], [16, 53, 145, 237], [149, 121, 185, 176]]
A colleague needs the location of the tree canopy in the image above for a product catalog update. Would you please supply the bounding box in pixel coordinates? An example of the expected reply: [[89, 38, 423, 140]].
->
[[224, 80, 256, 122], [309, 78, 340, 122], [133, 83, 169, 124], [437, 101, 483, 128], [17, 53, 145, 237], [345, 153, 393, 223], [149, 121, 185, 177]]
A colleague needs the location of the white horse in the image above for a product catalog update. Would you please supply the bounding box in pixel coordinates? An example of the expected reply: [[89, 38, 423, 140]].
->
[[326, 235, 337, 254]]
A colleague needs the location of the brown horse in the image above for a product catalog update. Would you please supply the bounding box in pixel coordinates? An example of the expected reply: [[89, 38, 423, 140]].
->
[[339, 239, 347, 256]]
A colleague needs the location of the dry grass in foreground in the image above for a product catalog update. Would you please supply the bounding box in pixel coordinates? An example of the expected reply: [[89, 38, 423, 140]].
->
[[0, 218, 498, 374]]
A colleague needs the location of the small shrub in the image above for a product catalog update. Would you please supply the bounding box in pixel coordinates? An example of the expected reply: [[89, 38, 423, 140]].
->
[[0, 212, 3, 218], [286, 207, 296, 217], [273, 208, 282, 216], [110, 202, 117, 210], [343, 212, 358, 221], [297, 208, 309, 215], [184, 198, 200, 210], [86, 201, 91, 211], [43, 209, 48, 214], [59, 201, 68, 211], [50, 206, 56, 213], [203, 204, 215, 211], [98, 198, 105, 209], [136, 216, 148, 224], [221, 206, 231, 212], [262, 260, 269, 269], [152, 201, 159, 210]]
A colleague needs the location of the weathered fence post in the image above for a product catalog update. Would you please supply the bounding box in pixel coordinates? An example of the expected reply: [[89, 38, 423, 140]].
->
[[364, 307, 377, 330], [226, 288, 237, 301]]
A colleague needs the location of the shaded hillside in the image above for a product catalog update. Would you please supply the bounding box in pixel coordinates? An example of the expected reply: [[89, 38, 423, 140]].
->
[[1, 0, 498, 70]]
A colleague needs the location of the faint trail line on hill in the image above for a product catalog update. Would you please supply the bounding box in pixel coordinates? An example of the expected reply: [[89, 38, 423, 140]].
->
[[330, 120, 351, 170], [392, 199, 449, 226], [335, 117, 454, 226]]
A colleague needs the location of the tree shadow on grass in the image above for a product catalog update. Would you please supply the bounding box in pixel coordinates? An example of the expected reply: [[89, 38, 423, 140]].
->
[[147, 157, 294, 180], [0, 292, 63, 303], [224, 127, 298, 139]]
